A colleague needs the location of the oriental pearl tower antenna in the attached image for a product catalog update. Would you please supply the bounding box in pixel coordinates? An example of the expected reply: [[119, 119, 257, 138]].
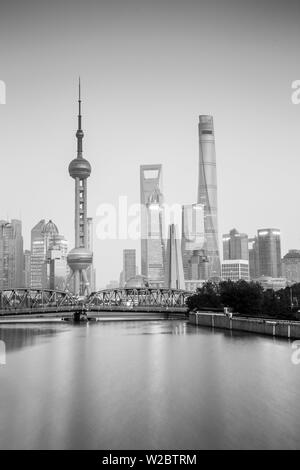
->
[[67, 79, 93, 296]]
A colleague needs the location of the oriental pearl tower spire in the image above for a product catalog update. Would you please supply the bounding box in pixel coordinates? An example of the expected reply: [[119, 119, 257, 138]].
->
[[67, 79, 93, 296]]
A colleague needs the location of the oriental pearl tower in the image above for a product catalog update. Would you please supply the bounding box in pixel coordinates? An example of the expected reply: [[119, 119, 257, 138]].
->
[[67, 79, 93, 296]]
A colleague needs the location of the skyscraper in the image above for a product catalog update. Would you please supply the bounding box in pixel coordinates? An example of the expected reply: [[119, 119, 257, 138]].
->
[[257, 228, 281, 278], [197, 115, 221, 278], [47, 234, 68, 290], [221, 260, 250, 281], [140, 164, 165, 286], [223, 228, 249, 261], [248, 237, 259, 279], [30, 219, 67, 289], [181, 203, 208, 280], [123, 249, 136, 283], [67, 80, 93, 295], [0, 219, 23, 289], [164, 224, 185, 290], [282, 250, 300, 283], [23, 249, 31, 287]]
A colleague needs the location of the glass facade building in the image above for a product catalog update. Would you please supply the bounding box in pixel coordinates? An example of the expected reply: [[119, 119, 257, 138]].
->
[[282, 250, 300, 283], [221, 259, 250, 281], [0, 219, 23, 288], [257, 228, 281, 278], [223, 228, 249, 261], [197, 115, 221, 279], [140, 164, 165, 285], [123, 249, 137, 284]]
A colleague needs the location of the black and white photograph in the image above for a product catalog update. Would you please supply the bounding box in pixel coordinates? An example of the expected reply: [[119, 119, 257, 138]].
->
[[0, 0, 300, 457]]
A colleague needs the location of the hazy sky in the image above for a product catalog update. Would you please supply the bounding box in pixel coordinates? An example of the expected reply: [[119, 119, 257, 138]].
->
[[1, 0, 300, 287]]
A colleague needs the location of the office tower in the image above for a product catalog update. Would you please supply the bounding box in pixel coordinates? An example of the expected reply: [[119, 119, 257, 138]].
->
[[197, 115, 221, 278], [23, 250, 31, 287], [221, 260, 250, 281], [140, 164, 165, 286], [47, 234, 68, 290], [164, 224, 185, 290], [223, 228, 249, 261], [282, 250, 300, 283], [67, 80, 93, 296], [257, 229, 281, 278], [0, 219, 23, 288], [181, 203, 208, 280], [248, 237, 259, 279], [123, 249, 136, 283], [31, 219, 66, 289]]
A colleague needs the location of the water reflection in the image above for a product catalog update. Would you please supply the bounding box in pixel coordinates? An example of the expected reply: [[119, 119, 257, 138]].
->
[[0, 323, 70, 353], [0, 320, 299, 450]]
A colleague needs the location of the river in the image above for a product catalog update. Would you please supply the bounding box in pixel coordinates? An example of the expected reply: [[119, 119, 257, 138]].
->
[[0, 320, 299, 449]]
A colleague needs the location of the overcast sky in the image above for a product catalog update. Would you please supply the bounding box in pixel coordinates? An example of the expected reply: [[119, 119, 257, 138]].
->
[[0, 0, 300, 287]]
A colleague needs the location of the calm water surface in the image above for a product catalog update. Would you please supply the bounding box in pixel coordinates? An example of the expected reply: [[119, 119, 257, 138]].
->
[[0, 320, 299, 450]]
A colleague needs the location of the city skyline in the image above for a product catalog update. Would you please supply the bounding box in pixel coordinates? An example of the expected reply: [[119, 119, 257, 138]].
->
[[1, 0, 300, 286]]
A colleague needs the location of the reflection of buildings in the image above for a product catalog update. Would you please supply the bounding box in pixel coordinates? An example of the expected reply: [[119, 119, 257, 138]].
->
[[165, 224, 185, 290], [282, 250, 300, 283], [181, 203, 208, 282], [123, 249, 136, 284], [257, 228, 281, 278], [223, 228, 248, 261], [30, 219, 68, 289], [197, 115, 221, 278], [0, 219, 23, 288], [140, 164, 165, 287], [221, 259, 250, 281]]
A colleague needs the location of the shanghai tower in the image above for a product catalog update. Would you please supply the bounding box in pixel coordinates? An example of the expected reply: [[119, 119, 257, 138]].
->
[[197, 115, 221, 278], [67, 80, 93, 295]]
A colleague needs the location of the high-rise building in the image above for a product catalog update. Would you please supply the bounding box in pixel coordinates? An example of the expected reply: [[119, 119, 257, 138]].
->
[[181, 203, 208, 280], [0, 219, 23, 288], [221, 259, 250, 281], [248, 237, 259, 279], [164, 224, 185, 290], [223, 228, 249, 261], [257, 228, 281, 278], [67, 80, 93, 295], [23, 250, 31, 287], [31, 219, 67, 289], [123, 249, 136, 283], [197, 115, 221, 278], [47, 234, 68, 290], [140, 164, 165, 286], [282, 250, 300, 283]]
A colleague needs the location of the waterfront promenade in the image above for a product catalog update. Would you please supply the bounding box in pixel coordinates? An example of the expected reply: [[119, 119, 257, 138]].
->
[[189, 312, 300, 339]]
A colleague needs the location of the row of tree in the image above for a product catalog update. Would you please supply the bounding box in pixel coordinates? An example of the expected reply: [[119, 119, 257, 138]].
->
[[186, 280, 300, 319]]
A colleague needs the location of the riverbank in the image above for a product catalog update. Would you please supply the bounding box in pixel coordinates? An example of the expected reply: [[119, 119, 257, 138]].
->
[[189, 312, 300, 339]]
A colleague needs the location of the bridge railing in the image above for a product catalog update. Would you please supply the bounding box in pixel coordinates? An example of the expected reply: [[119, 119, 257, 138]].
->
[[0, 288, 77, 312], [87, 288, 190, 308]]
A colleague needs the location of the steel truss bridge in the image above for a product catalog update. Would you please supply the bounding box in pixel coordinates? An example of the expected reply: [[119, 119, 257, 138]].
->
[[0, 288, 190, 318]]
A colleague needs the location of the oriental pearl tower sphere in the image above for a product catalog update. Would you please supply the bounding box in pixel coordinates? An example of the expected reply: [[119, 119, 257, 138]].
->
[[67, 79, 93, 296]]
